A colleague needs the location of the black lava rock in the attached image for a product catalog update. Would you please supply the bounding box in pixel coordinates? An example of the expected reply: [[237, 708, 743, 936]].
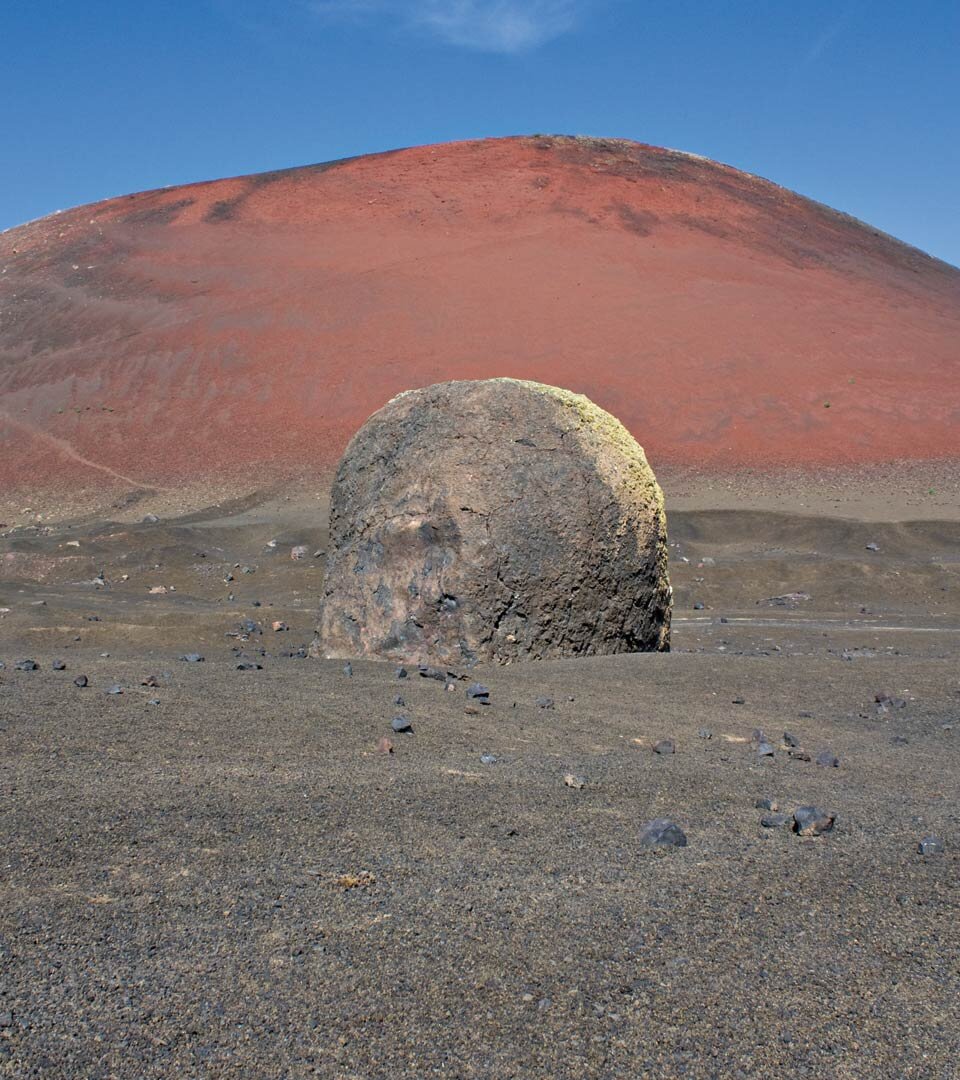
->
[[73, 675, 88, 687], [396, 666, 408, 679], [391, 715, 413, 733], [783, 731, 801, 748], [343, 662, 353, 677], [793, 806, 835, 836], [815, 750, 840, 768], [653, 739, 675, 755], [15, 660, 39, 671], [917, 835, 945, 856], [466, 683, 490, 702], [639, 819, 687, 848], [52, 659, 67, 671], [760, 813, 792, 829], [179, 653, 205, 663]]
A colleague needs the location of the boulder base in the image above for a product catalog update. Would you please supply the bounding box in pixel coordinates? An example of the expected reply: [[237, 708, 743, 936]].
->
[[318, 378, 670, 663]]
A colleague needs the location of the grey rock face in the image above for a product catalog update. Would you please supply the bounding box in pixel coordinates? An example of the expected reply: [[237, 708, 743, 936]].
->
[[318, 379, 671, 664]]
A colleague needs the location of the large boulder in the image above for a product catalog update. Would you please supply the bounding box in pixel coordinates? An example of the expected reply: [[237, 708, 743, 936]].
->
[[318, 378, 670, 663]]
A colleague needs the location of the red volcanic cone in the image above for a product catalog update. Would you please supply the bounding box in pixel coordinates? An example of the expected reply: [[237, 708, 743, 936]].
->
[[1, 135, 958, 511]]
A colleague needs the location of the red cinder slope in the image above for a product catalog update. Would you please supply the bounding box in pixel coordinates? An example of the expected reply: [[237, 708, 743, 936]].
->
[[1, 135, 958, 503]]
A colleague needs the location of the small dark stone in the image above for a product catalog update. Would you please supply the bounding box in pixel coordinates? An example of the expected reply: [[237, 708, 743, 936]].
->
[[52, 659, 66, 671], [793, 806, 835, 836], [391, 715, 413, 733], [141, 674, 159, 687], [865, 542, 880, 552], [466, 683, 490, 701], [179, 653, 205, 663], [639, 819, 687, 848], [15, 659, 39, 671], [142, 513, 159, 524], [396, 666, 408, 679], [760, 813, 792, 829], [719, 616, 729, 624], [731, 696, 745, 705], [815, 750, 840, 768], [394, 695, 405, 707], [788, 748, 812, 762], [87, 615, 101, 622], [653, 739, 675, 755], [73, 675, 88, 688], [783, 731, 801, 747], [917, 835, 945, 856], [105, 685, 123, 695], [890, 735, 909, 746], [418, 665, 447, 682], [755, 797, 779, 811], [343, 661, 353, 677], [693, 601, 705, 610], [697, 727, 713, 739], [480, 753, 497, 765], [535, 696, 555, 709], [236, 661, 263, 670], [756, 741, 775, 757]]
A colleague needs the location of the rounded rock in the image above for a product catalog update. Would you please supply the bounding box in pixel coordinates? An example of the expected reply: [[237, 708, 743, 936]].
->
[[317, 379, 670, 664]]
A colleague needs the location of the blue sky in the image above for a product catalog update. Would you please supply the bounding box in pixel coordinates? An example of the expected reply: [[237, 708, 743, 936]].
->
[[3, 1, 958, 266]]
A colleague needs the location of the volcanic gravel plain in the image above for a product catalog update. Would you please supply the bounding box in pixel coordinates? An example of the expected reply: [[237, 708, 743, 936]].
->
[[2, 134, 960, 1077], [2, 480, 959, 1079]]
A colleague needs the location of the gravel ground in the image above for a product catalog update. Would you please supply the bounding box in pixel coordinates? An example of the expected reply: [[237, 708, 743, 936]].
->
[[1, 500, 958, 1078]]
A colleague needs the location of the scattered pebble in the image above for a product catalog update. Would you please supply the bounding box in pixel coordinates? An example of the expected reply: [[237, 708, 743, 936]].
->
[[816, 750, 840, 768], [395, 666, 408, 679], [535, 696, 555, 709], [15, 659, 39, 671], [290, 545, 309, 560], [755, 797, 779, 811], [788, 748, 812, 762], [563, 773, 586, 790], [343, 662, 353, 677], [179, 653, 205, 663], [890, 735, 909, 746], [639, 819, 687, 848], [376, 736, 394, 755], [105, 685, 123, 695], [917, 835, 945, 856], [653, 739, 675, 755], [52, 659, 67, 670], [731, 696, 745, 705], [391, 715, 413, 733], [73, 675, 88, 688], [783, 731, 801, 748], [697, 728, 713, 739], [760, 813, 792, 829], [756, 741, 775, 758], [693, 601, 705, 610], [466, 683, 490, 703], [480, 753, 498, 765], [271, 621, 288, 632], [141, 675, 160, 687], [236, 661, 263, 670], [793, 806, 835, 836], [418, 665, 447, 682], [865, 542, 880, 552]]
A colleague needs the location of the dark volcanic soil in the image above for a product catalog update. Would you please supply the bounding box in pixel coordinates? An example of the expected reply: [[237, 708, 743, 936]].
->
[[1, 493, 958, 1078]]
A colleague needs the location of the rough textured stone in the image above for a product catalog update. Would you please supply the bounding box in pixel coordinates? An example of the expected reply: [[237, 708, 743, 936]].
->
[[317, 379, 670, 664]]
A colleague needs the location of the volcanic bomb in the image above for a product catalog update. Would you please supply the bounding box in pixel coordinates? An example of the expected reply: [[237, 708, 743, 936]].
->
[[318, 378, 671, 664]]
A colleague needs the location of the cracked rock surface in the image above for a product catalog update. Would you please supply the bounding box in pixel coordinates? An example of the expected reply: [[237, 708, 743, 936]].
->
[[318, 378, 671, 663]]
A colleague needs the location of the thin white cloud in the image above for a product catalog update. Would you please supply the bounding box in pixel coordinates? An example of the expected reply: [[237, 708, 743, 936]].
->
[[309, 0, 581, 52]]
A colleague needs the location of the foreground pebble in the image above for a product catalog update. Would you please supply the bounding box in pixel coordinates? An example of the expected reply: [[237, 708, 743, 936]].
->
[[793, 806, 835, 836], [639, 819, 687, 848], [917, 835, 945, 856]]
